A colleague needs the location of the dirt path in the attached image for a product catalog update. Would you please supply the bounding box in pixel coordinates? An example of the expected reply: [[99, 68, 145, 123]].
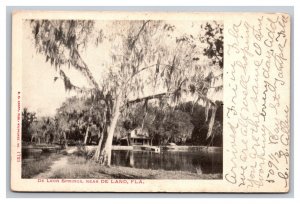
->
[[33, 156, 68, 179]]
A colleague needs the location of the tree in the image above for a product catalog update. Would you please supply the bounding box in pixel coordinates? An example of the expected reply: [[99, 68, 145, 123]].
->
[[55, 96, 105, 145], [201, 22, 224, 68], [29, 20, 223, 166], [151, 107, 193, 145], [22, 108, 37, 142], [119, 102, 193, 145], [29, 116, 57, 144], [179, 101, 223, 146]]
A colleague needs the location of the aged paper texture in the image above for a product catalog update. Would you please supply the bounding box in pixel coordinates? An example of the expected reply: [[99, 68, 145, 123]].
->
[[11, 11, 290, 192]]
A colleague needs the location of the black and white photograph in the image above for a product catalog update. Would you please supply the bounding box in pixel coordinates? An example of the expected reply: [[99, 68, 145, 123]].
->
[[10, 10, 291, 193], [20, 19, 223, 180]]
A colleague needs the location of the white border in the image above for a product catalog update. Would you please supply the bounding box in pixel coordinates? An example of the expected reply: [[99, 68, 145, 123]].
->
[[1, 0, 298, 203]]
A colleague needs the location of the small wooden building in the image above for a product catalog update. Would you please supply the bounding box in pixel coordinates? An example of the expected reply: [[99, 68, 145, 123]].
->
[[120, 128, 151, 146]]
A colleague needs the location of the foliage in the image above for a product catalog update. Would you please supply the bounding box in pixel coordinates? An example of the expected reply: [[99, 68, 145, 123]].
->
[[29, 117, 57, 143], [179, 101, 223, 146], [30, 20, 98, 89], [29, 19, 224, 165], [119, 100, 223, 146], [22, 108, 37, 142], [200, 22, 224, 68], [55, 96, 106, 143], [22, 108, 58, 144], [119, 101, 193, 145]]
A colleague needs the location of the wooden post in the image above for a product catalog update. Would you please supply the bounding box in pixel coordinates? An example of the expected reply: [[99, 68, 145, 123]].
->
[[84, 126, 89, 145]]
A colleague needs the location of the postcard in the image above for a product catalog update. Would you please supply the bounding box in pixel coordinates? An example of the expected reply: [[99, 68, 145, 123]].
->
[[10, 11, 290, 192]]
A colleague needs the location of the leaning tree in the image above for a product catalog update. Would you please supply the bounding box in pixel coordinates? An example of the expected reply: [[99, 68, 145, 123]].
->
[[29, 19, 223, 166]]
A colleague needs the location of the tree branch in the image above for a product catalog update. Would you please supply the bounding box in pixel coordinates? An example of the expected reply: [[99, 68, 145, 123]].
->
[[129, 20, 151, 50], [208, 85, 223, 90], [127, 92, 170, 105], [39, 20, 100, 91], [123, 63, 171, 87], [70, 47, 100, 90], [125, 89, 216, 107]]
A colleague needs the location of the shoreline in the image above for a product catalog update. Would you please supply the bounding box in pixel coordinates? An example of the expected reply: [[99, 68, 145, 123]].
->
[[26, 154, 222, 180], [22, 144, 222, 151], [69, 145, 223, 153]]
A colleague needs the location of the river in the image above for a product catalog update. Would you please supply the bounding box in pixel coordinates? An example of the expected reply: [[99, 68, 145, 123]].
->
[[112, 150, 222, 174], [23, 149, 223, 175]]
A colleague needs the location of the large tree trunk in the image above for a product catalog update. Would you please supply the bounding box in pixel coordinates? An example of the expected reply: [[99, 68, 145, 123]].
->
[[94, 95, 121, 166], [42, 130, 47, 144], [93, 130, 103, 161], [62, 131, 68, 148], [98, 111, 120, 166]]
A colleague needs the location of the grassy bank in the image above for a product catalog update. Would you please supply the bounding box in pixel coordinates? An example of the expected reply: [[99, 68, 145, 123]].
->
[[49, 155, 222, 179], [22, 153, 62, 178]]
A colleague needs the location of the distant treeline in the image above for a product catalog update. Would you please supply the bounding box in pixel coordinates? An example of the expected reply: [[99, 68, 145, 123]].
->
[[22, 97, 223, 147]]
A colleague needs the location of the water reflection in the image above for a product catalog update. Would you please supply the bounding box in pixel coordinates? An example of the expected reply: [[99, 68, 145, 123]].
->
[[22, 150, 53, 164], [111, 150, 223, 174], [22, 149, 223, 174]]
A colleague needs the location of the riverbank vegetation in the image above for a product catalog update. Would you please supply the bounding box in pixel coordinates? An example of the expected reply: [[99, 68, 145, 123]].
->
[[22, 153, 63, 178], [22, 99, 223, 148]]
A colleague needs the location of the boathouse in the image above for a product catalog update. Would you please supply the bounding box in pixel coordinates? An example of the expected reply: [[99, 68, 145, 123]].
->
[[120, 128, 151, 146]]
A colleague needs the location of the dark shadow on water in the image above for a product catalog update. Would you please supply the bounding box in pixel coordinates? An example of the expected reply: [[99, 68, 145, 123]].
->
[[111, 149, 223, 174]]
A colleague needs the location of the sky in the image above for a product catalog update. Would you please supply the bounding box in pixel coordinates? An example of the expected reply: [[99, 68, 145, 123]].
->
[[22, 23, 79, 117], [22, 20, 223, 117]]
